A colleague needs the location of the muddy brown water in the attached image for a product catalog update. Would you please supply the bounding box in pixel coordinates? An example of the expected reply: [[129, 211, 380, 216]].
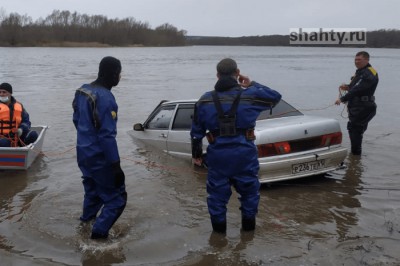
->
[[1, 46, 399, 265]]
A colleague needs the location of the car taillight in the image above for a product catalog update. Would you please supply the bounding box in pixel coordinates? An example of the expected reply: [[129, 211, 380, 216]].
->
[[320, 132, 342, 147], [257, 132, 343, 158], [257, 141, 291, 158]]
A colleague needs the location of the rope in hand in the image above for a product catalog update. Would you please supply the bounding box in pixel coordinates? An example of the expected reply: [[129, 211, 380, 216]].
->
[[271, 85, 351, 117], [338, 84, 349, 119], [0, 127, 25, 147], [295, 85, 348, 118], [297, 84, 352, 116]]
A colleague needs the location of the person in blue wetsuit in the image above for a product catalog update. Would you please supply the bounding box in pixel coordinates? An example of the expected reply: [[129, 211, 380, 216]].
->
[[191, 58, 282, 233], [72, 56, 127, 239]]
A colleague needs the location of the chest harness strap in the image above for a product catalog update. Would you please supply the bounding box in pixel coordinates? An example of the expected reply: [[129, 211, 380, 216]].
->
[[212, 89, 242, 136], [207, 89, 255, 143], [74, 88, 101, 130]]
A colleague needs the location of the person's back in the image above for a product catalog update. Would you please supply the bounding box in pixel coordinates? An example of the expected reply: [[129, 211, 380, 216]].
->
[[194, 81, 281, 171], [191, 58, 281, 234]]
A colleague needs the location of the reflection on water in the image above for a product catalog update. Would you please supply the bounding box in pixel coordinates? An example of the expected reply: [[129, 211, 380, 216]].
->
[[0, 171, 28, 213], [259, 156, 363, 243], [332, 155, 363, 241], [0, 171, 28, 251], [0, 46, 400, 265], [185, 231, 257, 266]]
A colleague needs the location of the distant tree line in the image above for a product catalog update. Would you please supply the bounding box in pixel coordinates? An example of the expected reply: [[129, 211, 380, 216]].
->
[[1, 9, 399, 48], [187, 29, 400, 48], [186, 35, 288, 46], [0, 10, 187, 46], [367, 29, 400, 48]]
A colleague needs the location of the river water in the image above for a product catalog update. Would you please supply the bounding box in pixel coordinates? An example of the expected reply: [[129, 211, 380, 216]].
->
[[0, 46, 399, 265]]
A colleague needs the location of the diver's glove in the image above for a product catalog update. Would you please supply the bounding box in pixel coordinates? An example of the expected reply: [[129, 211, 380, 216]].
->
[[17, 128, 23, 137], [111, 161, 125, 188], [10, 127, 23, 137]]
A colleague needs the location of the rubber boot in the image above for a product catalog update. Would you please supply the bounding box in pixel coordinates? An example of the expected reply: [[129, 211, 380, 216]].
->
[[209, 231, 228, 247], [211, 221, 227, 234], [91, 231, 108, 239], [349, 130, 362, 155], [242, 217, 256, 231]]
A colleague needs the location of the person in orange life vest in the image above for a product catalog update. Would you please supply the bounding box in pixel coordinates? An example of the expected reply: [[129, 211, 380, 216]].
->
[[0, 83, 38, 147]]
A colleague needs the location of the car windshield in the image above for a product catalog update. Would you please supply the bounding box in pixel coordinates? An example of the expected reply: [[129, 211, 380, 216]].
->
[[146, 105, 175, 129], [257, 100, 302, 120]]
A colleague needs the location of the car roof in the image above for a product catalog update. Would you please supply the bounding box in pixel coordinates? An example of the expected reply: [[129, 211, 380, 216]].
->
[[161, 99, 197, 105]]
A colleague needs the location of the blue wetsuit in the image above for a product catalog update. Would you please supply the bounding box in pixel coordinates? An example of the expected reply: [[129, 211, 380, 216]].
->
[[73, 83, 127, 237], [191, 76, 281, 229]]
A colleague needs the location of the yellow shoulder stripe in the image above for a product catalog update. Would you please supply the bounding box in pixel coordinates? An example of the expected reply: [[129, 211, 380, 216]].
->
[[111, 111, 117, 120], [368, 66, 377, 76]]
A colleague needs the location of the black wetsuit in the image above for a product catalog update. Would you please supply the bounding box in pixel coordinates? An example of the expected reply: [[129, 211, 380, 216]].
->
[[340, 63, 378, 155]]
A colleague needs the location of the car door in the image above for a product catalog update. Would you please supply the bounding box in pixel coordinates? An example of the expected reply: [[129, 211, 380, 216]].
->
[[143, 104, 176, 152], [167, 103, 194, 157]]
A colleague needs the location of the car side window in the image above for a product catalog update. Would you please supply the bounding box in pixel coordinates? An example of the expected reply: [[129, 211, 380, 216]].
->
[[172, 104, 194, 130], [147, 106, 175, 129]]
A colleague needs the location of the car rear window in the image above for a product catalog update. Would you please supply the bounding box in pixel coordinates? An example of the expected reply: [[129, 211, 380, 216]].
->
[[257, 100, 303, 120]]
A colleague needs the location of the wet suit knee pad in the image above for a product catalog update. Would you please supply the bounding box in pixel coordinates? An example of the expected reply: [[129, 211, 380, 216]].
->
[[0, 138, 11, 147], [23, 130, 38, 145]]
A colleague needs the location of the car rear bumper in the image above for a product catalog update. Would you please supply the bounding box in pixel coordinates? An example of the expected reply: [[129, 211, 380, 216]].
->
[[258, 146, 348, 183]]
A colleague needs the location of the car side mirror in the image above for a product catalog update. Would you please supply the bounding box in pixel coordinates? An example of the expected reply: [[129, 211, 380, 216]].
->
[[133, 123, 144, 131]]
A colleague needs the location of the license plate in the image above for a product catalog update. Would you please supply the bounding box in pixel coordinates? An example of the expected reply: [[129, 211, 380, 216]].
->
[[292, 159, 325, 174]]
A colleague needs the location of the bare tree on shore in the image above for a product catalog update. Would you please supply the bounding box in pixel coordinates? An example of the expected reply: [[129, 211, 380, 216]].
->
[[0, 10, 187, 47]]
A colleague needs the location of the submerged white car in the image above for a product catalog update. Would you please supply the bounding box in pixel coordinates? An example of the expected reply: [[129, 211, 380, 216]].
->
[[129, 99, 347, 183]]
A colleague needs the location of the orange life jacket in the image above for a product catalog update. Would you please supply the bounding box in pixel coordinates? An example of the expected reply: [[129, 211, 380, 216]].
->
[[0, 102, 23, 136]]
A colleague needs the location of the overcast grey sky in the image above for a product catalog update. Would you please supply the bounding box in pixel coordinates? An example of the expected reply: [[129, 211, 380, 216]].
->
[[1, 0, 399, 37]]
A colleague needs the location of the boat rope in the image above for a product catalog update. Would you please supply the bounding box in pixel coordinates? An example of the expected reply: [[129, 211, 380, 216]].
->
[[120, 155, 197, 174], [297, 86, 349, 117], [34, 101, 342, 157], [35, 146, 400, 192], [39, 145, 76, 157], [37, 145, 198, 174], [299, 103, 335, 112], [274, 102, 344, 119], [0, 129, 24, 147], [271, 86, 350, 118]]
